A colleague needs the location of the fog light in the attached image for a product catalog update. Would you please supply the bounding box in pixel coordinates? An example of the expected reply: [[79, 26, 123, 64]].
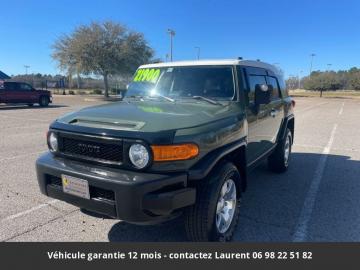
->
[[129, 144, 149, 169]]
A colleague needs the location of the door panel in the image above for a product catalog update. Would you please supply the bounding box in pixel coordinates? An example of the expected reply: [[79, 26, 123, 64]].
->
[[243, 69, 268, 164], [243, 68, 284, 165], [18, 83, 38, 103], [3, 83, 18, 102]]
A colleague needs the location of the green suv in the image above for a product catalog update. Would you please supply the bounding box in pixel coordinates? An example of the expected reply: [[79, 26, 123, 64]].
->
[[36, 59, 295, 241]]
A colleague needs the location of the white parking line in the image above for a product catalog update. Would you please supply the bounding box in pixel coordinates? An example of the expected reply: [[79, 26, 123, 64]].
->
[[3, 124, 48, 130], [294, 143, 359, 153], [292, 124, 337, 242], [295, 102, 329, 114], [0, 115, 49, 123], [338, 101, 345, 115], [1, 200, 58, 222], [0, 151, 45, 162]]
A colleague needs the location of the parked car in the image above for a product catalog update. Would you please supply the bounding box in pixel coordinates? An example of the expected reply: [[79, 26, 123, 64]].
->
[[36, 59, 295, 241], [0, 82, 52, 107]]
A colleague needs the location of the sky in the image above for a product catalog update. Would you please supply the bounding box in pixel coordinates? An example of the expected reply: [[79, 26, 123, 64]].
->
[[1, 0, 360, 78]]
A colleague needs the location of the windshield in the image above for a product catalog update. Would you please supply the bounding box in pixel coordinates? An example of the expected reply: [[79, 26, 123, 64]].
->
[[126, 66, 235, 101]]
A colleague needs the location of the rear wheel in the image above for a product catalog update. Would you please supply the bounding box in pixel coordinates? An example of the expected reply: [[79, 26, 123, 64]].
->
[[184, 162, 242, 241], [39, 96, 49, 107], [27, 104, 34, 107], [268, 128, 292, 173]]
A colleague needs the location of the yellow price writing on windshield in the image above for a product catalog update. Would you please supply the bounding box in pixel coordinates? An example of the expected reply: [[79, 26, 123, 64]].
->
[[133, 68, 161, 83]]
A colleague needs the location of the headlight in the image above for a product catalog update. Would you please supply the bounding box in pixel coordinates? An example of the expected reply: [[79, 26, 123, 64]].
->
[[48, 132, 58, 152], [129, 143, 150, 169]]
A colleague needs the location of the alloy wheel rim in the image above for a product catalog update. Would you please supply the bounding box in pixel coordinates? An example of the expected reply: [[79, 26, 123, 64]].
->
[[216, 179, 237, 234], [284, 135, 291, 166]]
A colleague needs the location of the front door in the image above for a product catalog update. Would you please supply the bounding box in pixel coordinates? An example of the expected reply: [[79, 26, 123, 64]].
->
[[17, 83, 38, 103], [243, 67, 270, 164], [243, 67, 284, 165]]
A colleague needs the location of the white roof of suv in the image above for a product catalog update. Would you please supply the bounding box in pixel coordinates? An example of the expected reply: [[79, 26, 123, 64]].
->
[[140, 59, 282, 77]]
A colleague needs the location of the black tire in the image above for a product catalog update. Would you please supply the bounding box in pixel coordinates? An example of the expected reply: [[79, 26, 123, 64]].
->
[[184, 161, 242, 242], [27, 104, 34, 107], [268, 128, 292, 173], [39, 96, 49, 107]]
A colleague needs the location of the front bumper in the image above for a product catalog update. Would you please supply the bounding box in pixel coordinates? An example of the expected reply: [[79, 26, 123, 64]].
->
[[36, 153, 196, 224]]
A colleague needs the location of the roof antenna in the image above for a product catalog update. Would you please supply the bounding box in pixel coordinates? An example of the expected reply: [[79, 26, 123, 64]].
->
[[237, 57, 243, 60], [256, 59, 261, 62]]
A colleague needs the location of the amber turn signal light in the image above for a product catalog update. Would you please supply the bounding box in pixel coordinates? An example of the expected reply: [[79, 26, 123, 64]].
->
[[151, 144, 199, 161]]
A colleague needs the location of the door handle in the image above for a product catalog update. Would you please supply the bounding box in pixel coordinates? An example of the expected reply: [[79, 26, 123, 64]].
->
[[270, 109, 278, 117]]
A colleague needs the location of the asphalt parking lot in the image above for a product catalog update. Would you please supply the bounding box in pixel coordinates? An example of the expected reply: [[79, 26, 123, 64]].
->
[[1, 95, 359, 242]]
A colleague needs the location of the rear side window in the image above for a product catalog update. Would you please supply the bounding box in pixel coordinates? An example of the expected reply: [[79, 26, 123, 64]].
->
[[277, 76, 288, 97], [4, 82, 17, 90], [266, 76, 281, 100], [19, 83, 32, 91]]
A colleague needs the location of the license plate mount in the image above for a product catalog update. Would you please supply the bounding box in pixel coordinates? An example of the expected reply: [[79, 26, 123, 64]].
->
[[61, 174, 90, 199]]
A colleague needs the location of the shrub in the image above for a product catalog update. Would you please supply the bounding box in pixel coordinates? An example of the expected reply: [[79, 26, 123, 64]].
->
[[91, 89, 103, 95]]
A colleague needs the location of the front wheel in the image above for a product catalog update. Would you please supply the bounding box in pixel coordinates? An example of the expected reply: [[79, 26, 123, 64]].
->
[[184, 162, 242, 241], [39, 96, 49, 107]]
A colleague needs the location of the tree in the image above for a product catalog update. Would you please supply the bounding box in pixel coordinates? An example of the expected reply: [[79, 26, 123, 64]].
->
[[303, 71, 342, 92], [285, 76, 299, 90], [349, 71, 360, 90], [52, 21, 153, 97]]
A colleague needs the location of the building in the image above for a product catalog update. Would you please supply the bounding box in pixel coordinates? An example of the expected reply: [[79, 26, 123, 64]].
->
[[0, 70, 10, 87], [0, 70, 11, 80]]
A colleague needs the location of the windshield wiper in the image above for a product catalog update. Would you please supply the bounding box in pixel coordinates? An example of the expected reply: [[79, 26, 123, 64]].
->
[[192, 96, 223, 106]]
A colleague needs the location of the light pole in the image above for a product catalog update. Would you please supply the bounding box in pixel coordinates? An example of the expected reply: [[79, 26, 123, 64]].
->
[[327, 63, 332, 71], [195, 46, 200, 60], [167, 29, 175, 62], [298, 70, 303, 89], [24, 65, 30, 75], [309, 53, 316, 75]]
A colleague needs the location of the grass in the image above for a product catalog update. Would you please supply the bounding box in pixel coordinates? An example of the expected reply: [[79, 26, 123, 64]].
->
[[289, 89, 360, 99]]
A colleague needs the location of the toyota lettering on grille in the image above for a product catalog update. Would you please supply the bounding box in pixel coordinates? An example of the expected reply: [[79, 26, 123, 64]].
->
[[78, 143, 101, 154]]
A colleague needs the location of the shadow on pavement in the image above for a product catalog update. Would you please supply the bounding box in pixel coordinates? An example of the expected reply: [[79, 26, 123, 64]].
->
[[0, 104, 68, 110], [107, 152, 360, 242], [108, 216, 188, 242]]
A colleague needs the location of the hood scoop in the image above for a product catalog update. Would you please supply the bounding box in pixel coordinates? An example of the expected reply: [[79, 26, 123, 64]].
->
[[68, 117, 145, 131]]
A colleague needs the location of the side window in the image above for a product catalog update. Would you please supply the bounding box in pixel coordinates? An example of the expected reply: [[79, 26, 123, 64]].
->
[[248, 75, 266, 104], [20, 83, 32, 91], [5, 83, 16, 90], [266, 76, 281, 100], [277, 77, 288, 97]]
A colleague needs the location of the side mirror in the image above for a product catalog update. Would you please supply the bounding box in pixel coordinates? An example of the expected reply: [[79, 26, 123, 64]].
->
[[255, 84, 271, 105]]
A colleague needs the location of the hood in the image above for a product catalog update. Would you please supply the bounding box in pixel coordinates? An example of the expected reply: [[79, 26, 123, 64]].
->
[[57, 100, 238, 132]]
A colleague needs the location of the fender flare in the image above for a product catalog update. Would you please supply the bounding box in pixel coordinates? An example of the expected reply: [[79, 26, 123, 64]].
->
[[277, 114, 294, 143], [188, 138, 247, 181]]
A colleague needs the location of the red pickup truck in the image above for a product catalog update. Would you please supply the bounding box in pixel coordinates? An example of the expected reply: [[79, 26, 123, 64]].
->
[[0, 82, 52, 107]]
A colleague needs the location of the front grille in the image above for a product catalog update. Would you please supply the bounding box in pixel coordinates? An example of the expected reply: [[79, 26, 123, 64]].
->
[[60, 135, 123, 164]]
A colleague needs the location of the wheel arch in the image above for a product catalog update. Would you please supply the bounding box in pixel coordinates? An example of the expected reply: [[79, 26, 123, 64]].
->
[[278, 115, 295, 144], [188, 139, 247, 192]]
